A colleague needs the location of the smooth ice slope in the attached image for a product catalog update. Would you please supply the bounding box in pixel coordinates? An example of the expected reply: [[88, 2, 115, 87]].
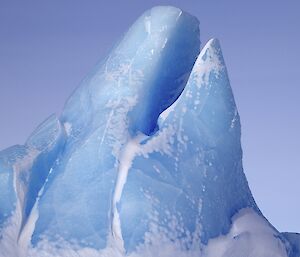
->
[[0, 5, 299, 257]]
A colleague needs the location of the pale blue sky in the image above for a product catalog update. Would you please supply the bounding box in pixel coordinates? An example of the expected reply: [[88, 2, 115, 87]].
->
[[0, 0, 299, 233]]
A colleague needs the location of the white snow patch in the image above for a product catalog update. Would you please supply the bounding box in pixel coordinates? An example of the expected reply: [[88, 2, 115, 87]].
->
[[192, 38, 224, 87], [204, 208, 288, 257], [145, 16, 151, 35], [160, 101, 178, 121], [1, 205, 290, 257], [63, 122, 72, 136]]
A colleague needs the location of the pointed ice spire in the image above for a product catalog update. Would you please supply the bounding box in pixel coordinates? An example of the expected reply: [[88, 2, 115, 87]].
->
[[116, 39, 258, 252], [164, 38, 239, 138], [166, 38, 259, 243]]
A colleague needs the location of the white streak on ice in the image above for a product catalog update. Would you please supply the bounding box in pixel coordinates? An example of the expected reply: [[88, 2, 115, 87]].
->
[[63, 122, 72, 136], [110, 124, 177, 251], [111, 135, 144, 252]]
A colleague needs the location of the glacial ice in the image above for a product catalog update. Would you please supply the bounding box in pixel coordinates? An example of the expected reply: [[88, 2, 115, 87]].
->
[[0, 5, 299, 257]]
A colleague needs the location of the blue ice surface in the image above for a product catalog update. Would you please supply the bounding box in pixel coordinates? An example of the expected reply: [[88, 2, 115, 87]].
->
[[0, 115, 66, 232], [0, 5, 298, 257], [0, 145, 26, 230], [31, 5, 200, 249], [22, 115, 66, 224], [118, 38, 259, 252]]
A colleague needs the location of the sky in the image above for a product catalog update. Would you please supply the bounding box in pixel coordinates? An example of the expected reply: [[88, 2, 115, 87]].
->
[[0, 0, 299, 233]]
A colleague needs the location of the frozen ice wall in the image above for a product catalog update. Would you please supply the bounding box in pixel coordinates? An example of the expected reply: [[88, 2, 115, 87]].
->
[[0, 5, 299, 257]]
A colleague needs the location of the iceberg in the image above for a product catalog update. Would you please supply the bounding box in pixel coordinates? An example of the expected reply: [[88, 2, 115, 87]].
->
[[0, 5, 299, 257]]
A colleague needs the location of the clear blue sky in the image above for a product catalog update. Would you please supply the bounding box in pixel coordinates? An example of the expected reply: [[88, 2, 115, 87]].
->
[[0, 0, 299, 233]]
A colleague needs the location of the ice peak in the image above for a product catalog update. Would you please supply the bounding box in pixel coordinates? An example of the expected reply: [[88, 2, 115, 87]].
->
[[0, 6, 297, 257], [61, 6, 200, 138]]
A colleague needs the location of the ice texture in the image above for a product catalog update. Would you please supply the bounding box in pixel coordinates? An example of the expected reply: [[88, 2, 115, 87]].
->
[[116, 38, 259, 253], [0, 5, 298, 257], [0, 114, 66, 256]]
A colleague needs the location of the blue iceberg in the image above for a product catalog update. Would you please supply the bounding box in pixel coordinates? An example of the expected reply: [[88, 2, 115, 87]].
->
[[0, 5, 299, 257]]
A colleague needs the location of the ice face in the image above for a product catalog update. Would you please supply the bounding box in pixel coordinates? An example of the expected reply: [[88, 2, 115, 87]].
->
[[31, 5, 201, 251], [117, 38, 259, 253], [0, 115, 66, 256], [0, 5, 298, 257]]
